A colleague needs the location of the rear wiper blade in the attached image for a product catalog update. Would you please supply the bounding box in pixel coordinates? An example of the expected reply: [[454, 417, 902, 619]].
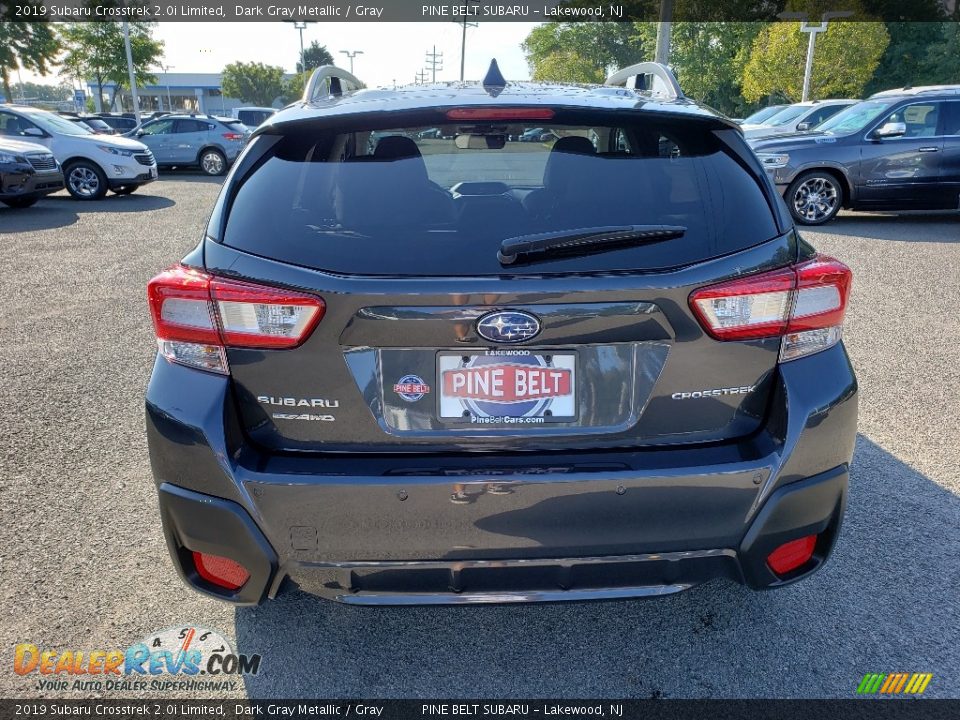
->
[[497, 225, 686, 266]]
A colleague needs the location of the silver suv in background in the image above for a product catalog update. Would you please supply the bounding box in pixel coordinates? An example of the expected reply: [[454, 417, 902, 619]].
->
[[129, 114, 251, 175], [741, 100, 858, 140]]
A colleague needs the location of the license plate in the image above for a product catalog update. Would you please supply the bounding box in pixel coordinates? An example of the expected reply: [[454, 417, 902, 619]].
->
[[437, 351, 576, 424]]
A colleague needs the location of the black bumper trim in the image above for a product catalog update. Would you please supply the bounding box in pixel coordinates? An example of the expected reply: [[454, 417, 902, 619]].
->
[[157, 483, 277, 605], [739, 465, 848, 588]]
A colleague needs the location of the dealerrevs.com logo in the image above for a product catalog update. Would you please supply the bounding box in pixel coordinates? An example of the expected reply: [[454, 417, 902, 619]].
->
[[13, 626, 261, 692]]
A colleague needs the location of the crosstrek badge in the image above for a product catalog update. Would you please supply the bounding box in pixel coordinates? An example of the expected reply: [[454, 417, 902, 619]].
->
[[443, 364, 571, 402]]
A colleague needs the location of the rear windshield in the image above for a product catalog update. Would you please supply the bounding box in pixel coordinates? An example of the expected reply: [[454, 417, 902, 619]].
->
[[222, 114, 778, 276]]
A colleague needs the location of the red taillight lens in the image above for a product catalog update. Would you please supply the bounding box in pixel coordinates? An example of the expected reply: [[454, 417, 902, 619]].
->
[[445, 107, 555, 121], [222, 132, 244, 140], [192, 551, 250, 590], [147, 265, 324, 373], [689, 255, 852, 361], [766, 534, 817, 576]]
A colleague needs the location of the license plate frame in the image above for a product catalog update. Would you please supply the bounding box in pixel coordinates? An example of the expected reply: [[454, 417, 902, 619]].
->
[[436, 350, 578, 425]]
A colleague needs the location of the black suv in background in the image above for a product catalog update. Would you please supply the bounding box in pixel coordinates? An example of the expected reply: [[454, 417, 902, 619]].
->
[[751, 86, 960, 224], [146, 63, 857, 605], [0, 137, 64, 208]]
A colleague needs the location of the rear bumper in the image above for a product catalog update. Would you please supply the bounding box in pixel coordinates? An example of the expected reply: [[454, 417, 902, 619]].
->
[[156, 465, 847, 605], [146, 342, 857, 605]]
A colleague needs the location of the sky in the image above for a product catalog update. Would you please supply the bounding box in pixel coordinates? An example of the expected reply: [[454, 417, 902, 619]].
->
[[21, 21, 542, 87]]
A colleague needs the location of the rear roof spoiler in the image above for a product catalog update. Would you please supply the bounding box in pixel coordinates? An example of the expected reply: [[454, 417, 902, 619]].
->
[[302, 65, 364, 103], [605, 62, 685, 100]]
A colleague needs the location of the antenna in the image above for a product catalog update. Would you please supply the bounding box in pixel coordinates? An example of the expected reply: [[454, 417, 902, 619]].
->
[[483, 59, 507, 91]]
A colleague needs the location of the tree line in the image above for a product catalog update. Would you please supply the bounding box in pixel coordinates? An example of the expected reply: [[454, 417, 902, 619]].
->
[[0, 17, 335, 110], [523, 21, 960, 115]]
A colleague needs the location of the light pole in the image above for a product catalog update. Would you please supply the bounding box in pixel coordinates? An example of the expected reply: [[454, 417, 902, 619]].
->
[[339, 50, 363, 74], [122, 21, 142, 126], [292, 21, 308, 72], [780, 11, 853, 102], [159, 63, 174, 111]]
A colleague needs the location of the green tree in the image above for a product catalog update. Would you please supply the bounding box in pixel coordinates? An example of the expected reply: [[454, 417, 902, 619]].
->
[[6, 80, 73, 103], [282, 71, 310, 104], [523, 23, 646, 83], [865, 22, 960, 95], [60, 22, 163, 111], [222, 62, 285, 106], [0, 17, 60, 104], [633, 22, 763, 116], [742, 22, 889, 103], [296, 41, 334, 74]]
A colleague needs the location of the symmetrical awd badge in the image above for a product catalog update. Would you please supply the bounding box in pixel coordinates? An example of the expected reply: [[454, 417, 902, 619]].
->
[[476, 310, 541, 343]]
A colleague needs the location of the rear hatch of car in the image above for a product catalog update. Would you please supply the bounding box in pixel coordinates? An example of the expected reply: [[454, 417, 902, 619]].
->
[[199, 103, 794, 453]]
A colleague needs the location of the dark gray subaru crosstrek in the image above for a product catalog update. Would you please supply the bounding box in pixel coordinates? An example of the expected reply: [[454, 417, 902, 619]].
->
[[146, 62, 857, 605]]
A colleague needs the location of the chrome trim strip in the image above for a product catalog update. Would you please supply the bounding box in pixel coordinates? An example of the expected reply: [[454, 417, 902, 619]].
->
[[303, 548, 735, 570], [335, 584, 694, 605]]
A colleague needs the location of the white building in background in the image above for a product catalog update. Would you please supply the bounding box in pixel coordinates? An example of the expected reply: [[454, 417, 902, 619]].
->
[[88, 72, 293, 114]]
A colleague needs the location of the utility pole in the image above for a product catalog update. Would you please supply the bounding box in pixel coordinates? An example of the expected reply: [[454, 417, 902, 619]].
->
[[415, 69, 429, 85], [122, 21, 141, 126], [339, 50, 364, 74], [457, 0, 479, 82], [654, 0, 673, 64], [425, 45, 443, 83]]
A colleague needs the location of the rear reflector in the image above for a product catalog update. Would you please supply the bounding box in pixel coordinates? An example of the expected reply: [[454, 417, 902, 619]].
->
[[192, 551, 250, 590], [689, 255, 852, 361], [147, 265, 324, 374], [766, 534, 817, 576], [445, 107, 555, 121]]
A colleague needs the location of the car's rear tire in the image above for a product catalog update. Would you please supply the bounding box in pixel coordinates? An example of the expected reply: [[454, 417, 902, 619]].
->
[[112, 185, 137, 195], [64, 160, 108, 200], [787, 171, 843, 225], [199, 149, 227, 176], [1, 195, 39, 208]]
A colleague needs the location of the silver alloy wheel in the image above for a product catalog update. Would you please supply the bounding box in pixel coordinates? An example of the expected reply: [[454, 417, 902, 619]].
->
[[201, 151, 225, 175], [793, 176, 839, 223], [68, 166, 101, 198]]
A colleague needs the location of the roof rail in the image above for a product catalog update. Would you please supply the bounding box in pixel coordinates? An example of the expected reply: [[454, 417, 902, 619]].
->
[[604, 62, 685, 100], [869, 84, 960, 98], [302, 65, 363, 103]]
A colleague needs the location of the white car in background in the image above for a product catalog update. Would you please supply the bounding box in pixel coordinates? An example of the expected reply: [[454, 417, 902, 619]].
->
[[0, 104, 158, 200], [231, 107, 276, 127], [741, 99, 858, 140]]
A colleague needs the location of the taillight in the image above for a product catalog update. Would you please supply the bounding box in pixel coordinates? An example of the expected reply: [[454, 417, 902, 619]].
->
[[147, 265, 324, 374], [192, 551, 249, 590], [222, 132, 244, 140], [766, 534, 817, 576], [689, 255, 852, 362]]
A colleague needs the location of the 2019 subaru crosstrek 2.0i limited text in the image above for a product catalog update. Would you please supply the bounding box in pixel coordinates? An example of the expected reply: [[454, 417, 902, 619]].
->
[[146, 63, 857, 605]]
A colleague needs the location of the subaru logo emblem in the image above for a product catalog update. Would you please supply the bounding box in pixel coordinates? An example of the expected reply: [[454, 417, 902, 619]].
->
[[476, 310, 541, 343]]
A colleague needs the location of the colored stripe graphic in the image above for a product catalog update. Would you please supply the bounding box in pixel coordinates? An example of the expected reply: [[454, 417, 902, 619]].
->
[[857, 673, 932, 695]]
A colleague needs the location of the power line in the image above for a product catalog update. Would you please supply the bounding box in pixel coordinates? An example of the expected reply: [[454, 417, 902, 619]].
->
[[425, 45, 443, 83]]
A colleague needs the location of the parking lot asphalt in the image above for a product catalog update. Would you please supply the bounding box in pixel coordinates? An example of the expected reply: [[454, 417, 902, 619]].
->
[[1, 179, 958, 699]]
